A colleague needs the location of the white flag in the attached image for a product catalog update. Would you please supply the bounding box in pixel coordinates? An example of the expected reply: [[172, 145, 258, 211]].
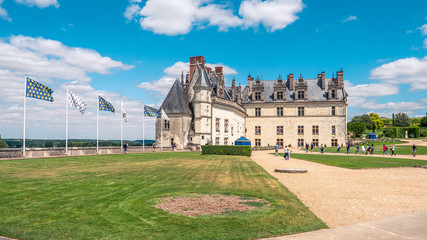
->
[[161, 108, 169, 120], [68, 90, 87, 114], [121, 101, 127, 123]]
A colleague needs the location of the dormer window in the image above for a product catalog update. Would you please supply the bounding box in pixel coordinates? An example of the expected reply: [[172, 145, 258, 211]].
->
[[277, 91, 284, 100], [331, 89, 336, 99], [297, 91, 305, 100], [255, 92, 261, 100]]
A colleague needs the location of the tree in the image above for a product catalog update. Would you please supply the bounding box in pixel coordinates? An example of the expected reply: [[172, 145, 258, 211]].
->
[[369, 113, 384, 133], [0, 140, 8, 148], [348, 122, 366, 137], [393, 112, 411, 127], [44, 141, 54, 148], [420, 117, 427, 127], [351, 114, 373, 130]]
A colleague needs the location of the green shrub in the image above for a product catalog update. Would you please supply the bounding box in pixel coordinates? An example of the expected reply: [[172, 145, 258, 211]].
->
[[0, 140, 9, 148], [388, 127, 420, 138], [202, 145, 252, 157], [420, 128, 427, 137], [411, 118, 421, 125], [420, 117, 427, 127]]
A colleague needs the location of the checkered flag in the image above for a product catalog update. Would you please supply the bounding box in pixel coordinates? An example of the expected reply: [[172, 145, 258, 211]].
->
[[68, 90, 87, 114]]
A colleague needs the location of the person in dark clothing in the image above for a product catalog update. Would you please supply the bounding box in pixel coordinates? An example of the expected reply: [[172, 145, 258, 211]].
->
[[346, 144, 350, 154], [412, 144, 417, 157], [305, 143, 309, 153], [123, 142, 128, 153], [370, 144, 374, 155]]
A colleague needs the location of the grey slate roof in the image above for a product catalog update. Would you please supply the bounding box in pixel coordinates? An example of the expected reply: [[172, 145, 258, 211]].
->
[[161, 80, 192, 115], [248, 78, 346, 103], [194, 66, 212, 88]]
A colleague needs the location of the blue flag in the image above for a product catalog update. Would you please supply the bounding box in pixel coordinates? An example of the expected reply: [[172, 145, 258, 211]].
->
[[26, 77, 54, 102], [99, 96, 115, 113], [144, 105, 159, 117]]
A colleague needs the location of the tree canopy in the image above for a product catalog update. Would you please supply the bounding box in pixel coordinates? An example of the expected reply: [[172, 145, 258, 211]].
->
[[393, 112, 411, 127], [369, 113, 384, 133], [351, 114, 373, 130], [348, 122, 366, 137], [420, 117, 427, 127]]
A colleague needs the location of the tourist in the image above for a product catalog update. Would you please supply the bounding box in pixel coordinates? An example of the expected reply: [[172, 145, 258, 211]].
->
[[346, 143, 350, 154], [310, 142, 314, 153], [173, 143, 177, 151], [412, 144, 417, 157], [298, 142, 301, 150], [355, 144, 360, 154], [153, 142, 156, 152], [370, 144, 374, 155], [288, 147, 292, 159], [320, 144, 325, 154], [336, 145, 341, 153], [391, 144, 396, 156], [383, 145, 388, 155], [284, 145, 289, 160], [123, 142, 128, 153], [275, 143, 279, 157], [366, 144, 370, 155], [361, 144, 365, 154], [305, 143, 309, 153]]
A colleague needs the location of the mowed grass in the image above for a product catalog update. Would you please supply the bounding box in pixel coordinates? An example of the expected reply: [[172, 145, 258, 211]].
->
[[288, 153, 427, 169], [0, 152, 326, 240], [309, 144, 427, 155]]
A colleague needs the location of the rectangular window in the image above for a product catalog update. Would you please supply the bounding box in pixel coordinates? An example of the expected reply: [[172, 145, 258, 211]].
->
[[298, 107, 304, 116], [332, 125, 336, 135], [332, 106, 336, 116], [255, 108, 261, 117], [331, 139, 338, 147], [215, 137, 220, 145], [164, 120, 170, 130], [255, 126, 261, 135], [255, 92, 261, 100], [312, 125, 319, 135], [276, 107, 283, 116], [298, 125, 304, 135], [276, 126, 283, 135], [231, 127, 234, 136], [298, 91, 305, 99], [224, 119, 229, 132], [215, 118, 220, 132], [277, 91, 284, 100], [298, 139, 304, 147], [224, 138, 228, 145], [277, 139, 283, 147], [255, 139, 261, 147], [313, 139, 319, 147]]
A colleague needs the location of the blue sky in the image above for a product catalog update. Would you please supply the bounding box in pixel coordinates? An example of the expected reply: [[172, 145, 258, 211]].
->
[[0, 0, 426, 140]]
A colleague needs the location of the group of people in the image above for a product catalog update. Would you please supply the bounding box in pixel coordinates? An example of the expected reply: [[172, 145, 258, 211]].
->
[[275, 144, 291, 160]]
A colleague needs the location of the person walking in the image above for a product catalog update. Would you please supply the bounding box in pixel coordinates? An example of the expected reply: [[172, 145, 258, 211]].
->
[[310, 142, 314, 153], [370, 144, 374, 155], [346, 143, 350, 154], [412, 144, 417, 157], [305, 143, 309, 153], [355, 144, 360, 154], [383, 144, 388, 155], [320, 144, 325, 154], [152, 142, 156, 152], [361, 144, 365, 155], [123, 142, 128, 153], [336, 145, 341, 153], [284, 145, 289, 160], [391, 144, 396, 156], [366, 144, 370, 155], [275, 143, 279, 157]]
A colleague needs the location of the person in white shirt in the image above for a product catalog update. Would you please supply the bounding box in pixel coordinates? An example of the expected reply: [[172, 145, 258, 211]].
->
[[361, 145, 365, 154]]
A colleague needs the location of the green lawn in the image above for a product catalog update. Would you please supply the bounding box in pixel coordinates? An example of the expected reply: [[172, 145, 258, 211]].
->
[[288, 153, 427, 169], [309, 143, 427, 155], [0, 152, 326, 240]]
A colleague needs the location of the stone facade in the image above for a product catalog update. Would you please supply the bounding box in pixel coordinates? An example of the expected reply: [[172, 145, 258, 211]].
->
[[157, 56, 348, 149]]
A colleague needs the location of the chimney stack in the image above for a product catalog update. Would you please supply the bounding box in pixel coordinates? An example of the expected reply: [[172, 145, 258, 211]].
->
[[189, 56, 205, 79], [288, 73, 294, 91], [215, 66, 223, 76], [231, 77, 236, 101], [337, 67, 343, 89], [247, 73, 254, 91], [320, 71, 326, 90], [236, 85, 242, 105]]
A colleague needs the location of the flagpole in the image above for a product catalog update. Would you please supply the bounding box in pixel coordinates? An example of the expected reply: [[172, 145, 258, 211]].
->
[[66, 84, 69, 156], [96, 95, 99, 154], [142, 103, 145, 152], [121, 99, 123, 153], [160, 109, 163, 152], [23, 75, 27, 157]]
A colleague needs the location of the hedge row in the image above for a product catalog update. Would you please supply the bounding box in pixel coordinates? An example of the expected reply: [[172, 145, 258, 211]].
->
[[384, 127, 420, 138], [202, 145, 252, 157]]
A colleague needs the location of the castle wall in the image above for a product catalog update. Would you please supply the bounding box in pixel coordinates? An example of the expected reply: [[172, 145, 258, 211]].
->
[[156, 115, 191, 150], [211, 103, 246, 145]]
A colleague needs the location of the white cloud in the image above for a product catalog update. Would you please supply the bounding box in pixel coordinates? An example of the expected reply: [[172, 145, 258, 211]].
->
[[0, 36, 145, 140], [370, 56, 427, 90], [15, 0, 59, 8], [342, 15, 357, 23], [238, 0, 304, 32], [0, 35, 133, 82], [126, 0, 304, 35], [138, 60, 237, 97], [424, 39, 427, 49], [419, 24, 427, 35], [0, 0, 11, 21], [345, 81, 399, 97]]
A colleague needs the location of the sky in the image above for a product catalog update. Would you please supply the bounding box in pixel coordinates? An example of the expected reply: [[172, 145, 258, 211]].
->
[[0, 0, 426, 140]]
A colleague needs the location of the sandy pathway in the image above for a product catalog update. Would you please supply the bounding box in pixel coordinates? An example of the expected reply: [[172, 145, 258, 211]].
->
[[252, 150, 427, 228]]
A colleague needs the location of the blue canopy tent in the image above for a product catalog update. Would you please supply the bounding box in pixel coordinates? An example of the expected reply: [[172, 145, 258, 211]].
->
[[235, 137, 251, 146], [368, 133, 377, 139]]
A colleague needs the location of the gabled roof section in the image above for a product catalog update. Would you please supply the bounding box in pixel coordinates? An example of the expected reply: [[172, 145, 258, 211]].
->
[[194, 66, 211, 88], [161, 80, 192, 115]]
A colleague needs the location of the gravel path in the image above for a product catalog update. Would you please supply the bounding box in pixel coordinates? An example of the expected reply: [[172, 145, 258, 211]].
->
[[251, 150, 427, 228]]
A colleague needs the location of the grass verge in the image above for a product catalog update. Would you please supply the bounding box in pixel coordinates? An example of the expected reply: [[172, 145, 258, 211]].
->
[[0, 152, 326, 240]]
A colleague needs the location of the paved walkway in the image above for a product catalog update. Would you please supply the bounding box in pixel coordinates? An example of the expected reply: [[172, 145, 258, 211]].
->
[[263, 210, 427, 240]]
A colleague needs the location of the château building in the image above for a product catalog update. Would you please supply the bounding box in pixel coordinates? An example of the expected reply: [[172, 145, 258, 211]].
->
[[156, 56, 348, 149]]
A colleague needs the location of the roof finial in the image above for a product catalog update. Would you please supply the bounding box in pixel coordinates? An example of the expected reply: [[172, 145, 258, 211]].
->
[[332, 73, 335, 78], [341, 66, 343, 72]]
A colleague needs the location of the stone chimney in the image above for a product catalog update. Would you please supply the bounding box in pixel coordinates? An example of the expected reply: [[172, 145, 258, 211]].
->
[[247, 73, 254, 91], [236, 85, 242, 105], [319, 71, 326, 90], [189, 56, 205, 79], [215, 66, 223, 76], [231, 77, 236, 101], [288, 73, 294, 91], [206, 67, 212, 73], [337, 67, 343, 89]]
